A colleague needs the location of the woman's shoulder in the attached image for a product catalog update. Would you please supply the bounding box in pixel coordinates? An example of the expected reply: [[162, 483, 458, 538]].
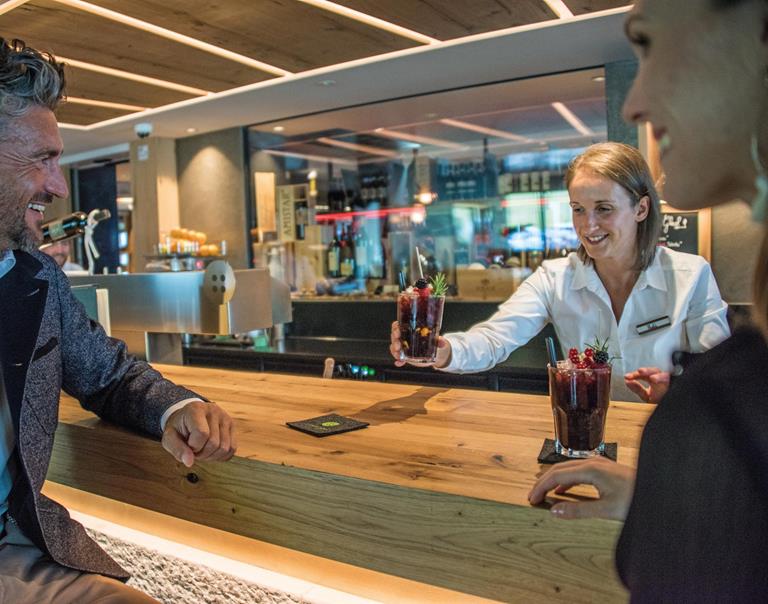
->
[[540, 252, 581, 273], [654, 246, 710, 271]]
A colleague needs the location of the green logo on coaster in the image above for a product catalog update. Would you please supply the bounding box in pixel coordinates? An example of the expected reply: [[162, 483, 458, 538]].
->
[[321, 421, 340, 427]]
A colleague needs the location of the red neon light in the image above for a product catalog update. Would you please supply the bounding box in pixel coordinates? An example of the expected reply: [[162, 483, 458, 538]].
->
[[314, 206, 425, 221]]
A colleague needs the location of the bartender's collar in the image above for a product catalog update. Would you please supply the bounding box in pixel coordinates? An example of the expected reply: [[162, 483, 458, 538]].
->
[[570, 256, 601, 292], [570, 251, 667, 292], [0, 249, 15, 280], [634, 250, 667, 292]]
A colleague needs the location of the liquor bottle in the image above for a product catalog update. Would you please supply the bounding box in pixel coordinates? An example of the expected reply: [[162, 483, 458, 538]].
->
[[353, 221, 369, 279], [339, 224, 355, 278], [41, 209, 111, 244], [327, 224, 341, 278]]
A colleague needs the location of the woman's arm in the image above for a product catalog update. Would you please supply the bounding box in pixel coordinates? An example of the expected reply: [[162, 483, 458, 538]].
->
[[439, 266, 553, 373]]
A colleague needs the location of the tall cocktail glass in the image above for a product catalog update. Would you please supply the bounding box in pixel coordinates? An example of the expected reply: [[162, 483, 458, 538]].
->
[[397, 291, 445, 362], [548, 363, 611, 458]]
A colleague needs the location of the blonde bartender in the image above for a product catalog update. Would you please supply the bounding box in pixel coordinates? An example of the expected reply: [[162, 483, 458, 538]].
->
[[390, 142, 730, 402]]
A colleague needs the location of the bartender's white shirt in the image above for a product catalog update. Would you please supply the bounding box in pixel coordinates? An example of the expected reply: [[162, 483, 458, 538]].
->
[[442, 247, 730, 401]]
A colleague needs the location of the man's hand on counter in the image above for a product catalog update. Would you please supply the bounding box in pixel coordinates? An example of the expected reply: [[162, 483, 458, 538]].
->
[[390, 320, 452, 368], [162, 401, 237, 467], [528, 456, 635, 521]]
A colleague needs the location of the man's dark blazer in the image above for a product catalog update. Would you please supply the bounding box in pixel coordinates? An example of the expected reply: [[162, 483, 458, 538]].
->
[[0, 250, 201, 579]]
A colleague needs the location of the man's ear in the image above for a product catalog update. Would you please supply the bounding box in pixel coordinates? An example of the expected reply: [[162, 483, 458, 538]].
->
[[635, 195, 650, 222]]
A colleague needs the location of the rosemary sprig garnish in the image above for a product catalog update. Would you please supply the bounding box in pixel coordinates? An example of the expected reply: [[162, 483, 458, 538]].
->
[[430, 273, 448, 296]]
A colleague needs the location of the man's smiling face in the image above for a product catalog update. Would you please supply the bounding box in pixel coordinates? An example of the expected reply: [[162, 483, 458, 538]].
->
[[0, 105, 67, 252]]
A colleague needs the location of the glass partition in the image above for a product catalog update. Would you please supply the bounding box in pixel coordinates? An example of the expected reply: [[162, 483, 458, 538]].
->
[[248, 68, 607, 300]]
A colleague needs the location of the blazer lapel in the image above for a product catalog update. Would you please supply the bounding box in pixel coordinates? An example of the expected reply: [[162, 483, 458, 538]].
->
[[0, 251, 48, 432]]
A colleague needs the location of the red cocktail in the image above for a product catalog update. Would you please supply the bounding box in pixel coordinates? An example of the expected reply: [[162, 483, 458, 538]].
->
[[548, 363, 611, 457], [397, 289, 445, 362]]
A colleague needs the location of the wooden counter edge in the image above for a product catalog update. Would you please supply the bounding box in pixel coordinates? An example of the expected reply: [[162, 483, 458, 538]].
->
[[49, 417, 629, 604]]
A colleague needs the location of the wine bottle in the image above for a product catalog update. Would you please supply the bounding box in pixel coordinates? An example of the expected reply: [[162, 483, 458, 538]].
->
[[339, 224, 355, 278], [327, 224, 341, 278], [41, 209, 111, 244], [353, 221, 368, 279]]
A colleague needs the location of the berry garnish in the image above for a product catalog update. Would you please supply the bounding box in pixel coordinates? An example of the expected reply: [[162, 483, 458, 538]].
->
[[414, 278, 429, 290], [565, 337, 619, 368]]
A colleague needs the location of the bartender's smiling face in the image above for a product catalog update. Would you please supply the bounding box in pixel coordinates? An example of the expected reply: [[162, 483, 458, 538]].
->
[[622, 0, 767, 209], [0, 105, 68, 252], [569, 168, 649, 268]]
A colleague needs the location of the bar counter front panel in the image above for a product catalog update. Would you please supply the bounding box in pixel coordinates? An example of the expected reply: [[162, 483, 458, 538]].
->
[[49, 365, 653, 603]]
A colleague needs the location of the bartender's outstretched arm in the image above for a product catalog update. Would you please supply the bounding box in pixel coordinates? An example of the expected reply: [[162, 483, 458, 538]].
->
[[390, 320, 452, 368], [528, 456, 635, 521], [162, 401, 237, 467]]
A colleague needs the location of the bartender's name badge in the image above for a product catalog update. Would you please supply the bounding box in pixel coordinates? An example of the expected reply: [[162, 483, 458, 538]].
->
[[635, 315, 672, 335]]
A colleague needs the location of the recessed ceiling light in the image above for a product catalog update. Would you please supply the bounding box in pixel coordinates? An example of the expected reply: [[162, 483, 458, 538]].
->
[[186, 127, 197, 133], [317, 79, 337, 87], [273, 126, 285, 132], [591, 75, 606, 82]]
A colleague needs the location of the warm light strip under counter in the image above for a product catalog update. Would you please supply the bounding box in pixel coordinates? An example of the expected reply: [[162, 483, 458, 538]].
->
[[49, 0, 292, 76], [57, 56, 211, 97], [294, 0, 439, 45]]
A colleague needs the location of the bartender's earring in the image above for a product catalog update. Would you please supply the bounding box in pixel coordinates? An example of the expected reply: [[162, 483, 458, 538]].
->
[[752, 133, 768, 223]]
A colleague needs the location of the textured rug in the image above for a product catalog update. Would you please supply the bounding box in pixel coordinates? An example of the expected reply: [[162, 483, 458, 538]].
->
[[86, 528, 311, 604]]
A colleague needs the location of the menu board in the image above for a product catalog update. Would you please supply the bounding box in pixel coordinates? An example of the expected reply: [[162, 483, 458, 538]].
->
[[659, 211, 699, 255]]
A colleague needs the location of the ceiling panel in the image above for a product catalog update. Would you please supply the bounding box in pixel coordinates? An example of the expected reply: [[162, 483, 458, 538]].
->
[[86, 0, 418, 73], [0, 0, 274, 91], [65, 66, 196, 108], [332, 0, 556, 40], [56, 103, 133, 126], [562, 0, 632, 16]]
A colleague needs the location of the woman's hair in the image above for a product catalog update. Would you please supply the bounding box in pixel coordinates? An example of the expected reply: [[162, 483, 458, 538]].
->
[[0, 38, 65, 137], [565, 142, 662, 271]]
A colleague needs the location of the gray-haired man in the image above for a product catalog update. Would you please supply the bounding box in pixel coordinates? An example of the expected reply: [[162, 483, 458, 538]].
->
[[0, 38, 237, 602]]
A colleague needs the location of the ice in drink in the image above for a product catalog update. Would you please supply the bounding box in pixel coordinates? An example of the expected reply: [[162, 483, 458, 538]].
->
[[397, 278, 445, 363], [548, 362, 611, 457]]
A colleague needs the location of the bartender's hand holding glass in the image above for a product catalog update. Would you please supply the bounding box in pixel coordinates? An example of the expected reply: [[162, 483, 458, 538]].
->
[[624, 367, 670, 404], [528, 456, 635, 521], [390, 320, 451, 368], [162, 401, 237, 467]]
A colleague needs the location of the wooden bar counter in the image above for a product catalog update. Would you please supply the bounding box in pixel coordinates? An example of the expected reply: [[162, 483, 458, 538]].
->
[[49, 365, 654, 603]]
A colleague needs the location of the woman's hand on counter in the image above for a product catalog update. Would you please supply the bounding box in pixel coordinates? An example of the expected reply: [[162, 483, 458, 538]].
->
[[528, 456, 635, 521], [162, 401, 238, 467], [390, 320, 452, 368], [624, 367, 670, 404]]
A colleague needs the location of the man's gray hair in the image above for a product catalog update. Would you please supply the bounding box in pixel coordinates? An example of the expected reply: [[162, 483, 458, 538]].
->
[[0, 37, 65, 122]]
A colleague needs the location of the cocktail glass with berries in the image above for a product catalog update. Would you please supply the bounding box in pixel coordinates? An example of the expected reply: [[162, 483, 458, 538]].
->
[[548, 340, 613, 458], [397, 275, 446, 362]]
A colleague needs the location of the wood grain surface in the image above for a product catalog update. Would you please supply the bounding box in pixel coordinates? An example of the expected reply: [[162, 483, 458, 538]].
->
[[52, 366, 654, 602]]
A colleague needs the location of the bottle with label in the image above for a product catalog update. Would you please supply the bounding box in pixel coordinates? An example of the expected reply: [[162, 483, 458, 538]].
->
[[327, 224, 341, 278], [339, 224, 355, 278], [353, 221, 369, 279], [42, 210, 110, 244]]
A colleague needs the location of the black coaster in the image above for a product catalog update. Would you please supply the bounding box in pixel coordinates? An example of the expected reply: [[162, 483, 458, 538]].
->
[[287, 414, 369, 437], [537, 438, 618, 464]]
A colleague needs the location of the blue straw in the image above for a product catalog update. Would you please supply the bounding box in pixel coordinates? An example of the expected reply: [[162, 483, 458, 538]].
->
[[544, 337, 558, 367]]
